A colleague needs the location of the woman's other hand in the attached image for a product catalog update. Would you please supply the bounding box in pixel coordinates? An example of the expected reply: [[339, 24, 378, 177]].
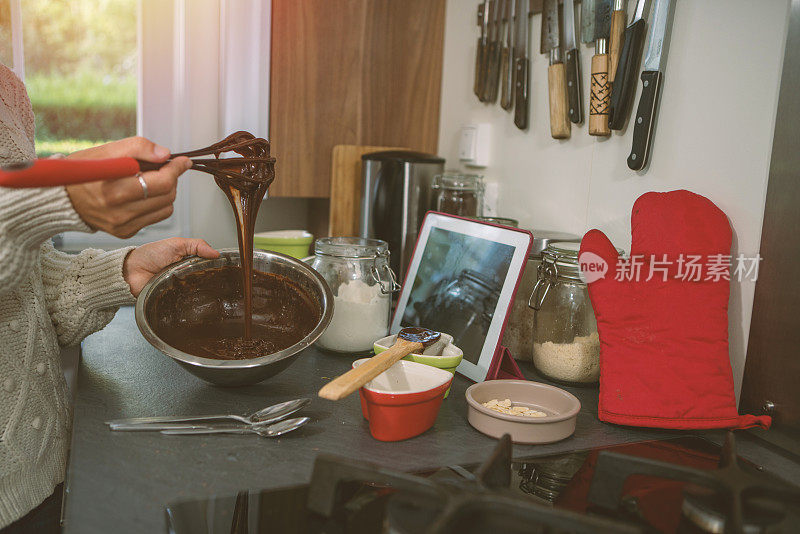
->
[[123, 238, 220, 297], [65, 136, 192, 238]]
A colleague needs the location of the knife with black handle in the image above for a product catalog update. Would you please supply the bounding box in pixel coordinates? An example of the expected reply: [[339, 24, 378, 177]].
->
[[628, 0, 676, 170], [609, 0, 651, 130], [474, 1, 488, 99], [500, 0, 514, 110], [513, 0, 529, 130], [485, 0, 504, 102], [563, 0, 582, 124], [481, 0, 500, 102]]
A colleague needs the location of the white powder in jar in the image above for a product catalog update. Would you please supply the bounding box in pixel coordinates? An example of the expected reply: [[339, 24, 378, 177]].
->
[[533, 332, 600, 383], [316, 279, 391, 353]]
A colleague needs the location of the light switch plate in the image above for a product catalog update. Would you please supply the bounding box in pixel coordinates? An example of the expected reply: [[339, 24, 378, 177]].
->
[[458, 123, 490, 167]]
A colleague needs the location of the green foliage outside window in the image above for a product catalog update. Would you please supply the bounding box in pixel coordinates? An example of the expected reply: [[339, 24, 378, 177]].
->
[[19, 0, 138, 156]]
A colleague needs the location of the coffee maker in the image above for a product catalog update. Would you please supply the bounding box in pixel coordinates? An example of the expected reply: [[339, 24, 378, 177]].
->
[[360, 151, 445, 281]]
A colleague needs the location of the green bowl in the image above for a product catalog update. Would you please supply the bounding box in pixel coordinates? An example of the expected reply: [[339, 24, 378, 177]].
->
[[373, 333, 463, 398], [253, 230, 313, 259]]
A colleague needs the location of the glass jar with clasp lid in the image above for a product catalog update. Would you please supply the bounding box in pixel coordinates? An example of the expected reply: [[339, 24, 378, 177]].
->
[[432, 173, 485, 217], [527, 242, 621, 385], [311, 237, 400, 355]]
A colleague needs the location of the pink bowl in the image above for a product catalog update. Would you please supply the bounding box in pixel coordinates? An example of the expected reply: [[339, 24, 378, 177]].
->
[[352, 359, 453, 442]]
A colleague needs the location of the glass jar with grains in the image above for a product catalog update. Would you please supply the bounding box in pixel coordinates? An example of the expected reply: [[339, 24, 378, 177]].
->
[[432, 173, 484, 217], [528, 242, 621, 385], [311, 237, 399, 354]]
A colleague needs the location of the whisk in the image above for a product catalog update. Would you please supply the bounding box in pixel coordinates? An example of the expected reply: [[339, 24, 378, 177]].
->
[[0, 131, 275, 188]]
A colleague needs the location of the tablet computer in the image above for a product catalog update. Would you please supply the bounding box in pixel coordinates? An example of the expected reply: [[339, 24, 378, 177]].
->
[[390, 212, 532, 382]]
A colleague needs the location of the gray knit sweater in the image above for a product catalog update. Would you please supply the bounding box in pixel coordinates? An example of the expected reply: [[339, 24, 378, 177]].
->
[[0, 65, 135, 527]]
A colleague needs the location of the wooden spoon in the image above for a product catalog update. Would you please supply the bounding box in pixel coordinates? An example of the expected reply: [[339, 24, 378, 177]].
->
[[318, 327, 441, 401]]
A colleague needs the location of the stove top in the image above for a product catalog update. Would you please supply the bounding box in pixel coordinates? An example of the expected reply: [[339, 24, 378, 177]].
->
[[165, 434, 800, 534]]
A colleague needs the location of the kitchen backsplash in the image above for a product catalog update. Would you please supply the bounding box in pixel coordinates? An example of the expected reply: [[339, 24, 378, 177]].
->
[[436, 0, 791, 398]]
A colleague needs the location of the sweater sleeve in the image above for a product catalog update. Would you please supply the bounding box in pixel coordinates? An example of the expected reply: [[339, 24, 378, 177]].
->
[[40, 240, 136, 347], [0, 185, 91, 295]]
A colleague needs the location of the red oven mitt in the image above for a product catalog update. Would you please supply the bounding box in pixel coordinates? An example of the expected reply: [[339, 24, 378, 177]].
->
[[579, 190, 770, 429]]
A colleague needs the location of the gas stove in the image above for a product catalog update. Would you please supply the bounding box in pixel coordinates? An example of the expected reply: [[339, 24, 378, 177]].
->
[[165, 433, 800, 534]]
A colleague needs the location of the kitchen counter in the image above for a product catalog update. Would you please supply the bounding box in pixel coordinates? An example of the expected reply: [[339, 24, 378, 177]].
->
[[63, 307, 800, 534]]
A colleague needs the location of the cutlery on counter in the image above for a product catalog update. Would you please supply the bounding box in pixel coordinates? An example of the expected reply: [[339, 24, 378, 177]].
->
[[318, 327, 442, 401], [628, 0, 676, 170], [542, 0, 570, 139], [161, 417, 311, 438], [512, 0, 530, 130], [609, 0, 652, 130], [563, 0, 583, 124], [106, 398, 311, 430], [608, 0, 627, 92], [499, 0, 515, 110], [589, 0, 612, 136]]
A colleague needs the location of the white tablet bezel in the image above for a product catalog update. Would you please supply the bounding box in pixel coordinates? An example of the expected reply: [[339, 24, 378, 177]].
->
[[390, 212, 532, 382]]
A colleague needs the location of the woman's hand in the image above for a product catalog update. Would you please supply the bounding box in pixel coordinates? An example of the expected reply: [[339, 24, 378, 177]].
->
[[123, 238, 220, 297], [65, 136, 192, 238]]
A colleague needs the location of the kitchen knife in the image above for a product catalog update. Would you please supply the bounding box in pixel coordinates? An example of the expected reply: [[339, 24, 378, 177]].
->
[[541, 0, 569, 138], [628, 0, 676, 170], [513, 0, 529, 130], [608, 0, 627, 88], [474, 1, 489, 100], [500, 0, 515, 110], [563, 0, 583, 124], [609, 0, 652, 130], [484, 0, 505, 102], [589, 0, 612, 136], [580, 0, 596, 44]]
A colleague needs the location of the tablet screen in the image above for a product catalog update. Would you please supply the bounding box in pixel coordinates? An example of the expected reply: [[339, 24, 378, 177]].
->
[[399, 227, 515, 364]]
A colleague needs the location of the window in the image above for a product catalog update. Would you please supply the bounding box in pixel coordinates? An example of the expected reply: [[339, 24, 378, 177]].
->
[[20, 0, 138, 157]]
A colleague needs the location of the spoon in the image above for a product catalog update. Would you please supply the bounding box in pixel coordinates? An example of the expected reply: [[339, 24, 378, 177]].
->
[[106, 398, 310, 430], [160, 417, 310, 437], [318, 327, 441, 401]]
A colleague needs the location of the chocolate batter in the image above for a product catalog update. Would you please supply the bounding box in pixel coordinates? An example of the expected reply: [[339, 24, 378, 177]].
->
[[172, 132, 274, 339], [154, 132, 320, 360], [150, 266, 320, 360]]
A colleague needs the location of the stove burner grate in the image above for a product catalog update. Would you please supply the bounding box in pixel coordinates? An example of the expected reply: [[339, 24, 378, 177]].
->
[[306, 434, 644, 533], [587, 432, 800, 534]]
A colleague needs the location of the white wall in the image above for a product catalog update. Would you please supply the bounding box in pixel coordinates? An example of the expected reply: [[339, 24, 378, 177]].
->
[[437, 0, 791, 397]]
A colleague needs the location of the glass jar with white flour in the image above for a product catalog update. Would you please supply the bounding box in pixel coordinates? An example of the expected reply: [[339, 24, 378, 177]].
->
[[312, 237, 399, 354]]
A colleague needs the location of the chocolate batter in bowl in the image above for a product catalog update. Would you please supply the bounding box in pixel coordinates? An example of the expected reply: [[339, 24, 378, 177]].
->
[[135, 250, 334, 386]]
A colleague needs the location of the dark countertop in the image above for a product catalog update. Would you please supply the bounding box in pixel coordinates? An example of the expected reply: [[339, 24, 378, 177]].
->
[[63, 307, 800, 534]]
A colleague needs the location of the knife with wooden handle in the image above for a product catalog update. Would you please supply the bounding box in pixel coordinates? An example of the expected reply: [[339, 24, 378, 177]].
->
[[628, 0, 675, 170], [542, 0, 569, 139], [608, 0, 626, 87], [513, 0, 529, 130], [500, 0, 514, 110], [589, 0, 612, 136], [610, 0, 651, 130]]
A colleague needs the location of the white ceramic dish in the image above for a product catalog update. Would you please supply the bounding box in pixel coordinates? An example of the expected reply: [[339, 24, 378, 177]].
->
[[353, 358, 453, 395]]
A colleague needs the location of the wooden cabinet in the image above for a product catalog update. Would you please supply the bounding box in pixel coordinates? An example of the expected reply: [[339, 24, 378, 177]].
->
[[268, 0, 445, 198]]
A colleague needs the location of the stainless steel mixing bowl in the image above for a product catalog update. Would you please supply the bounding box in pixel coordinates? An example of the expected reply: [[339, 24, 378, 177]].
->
[[135, 249, 333, 386]]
